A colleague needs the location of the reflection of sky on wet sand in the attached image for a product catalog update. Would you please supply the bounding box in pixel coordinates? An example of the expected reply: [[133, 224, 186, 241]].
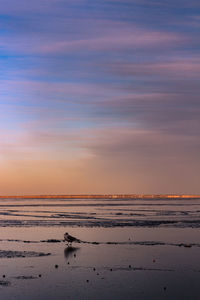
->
[[0, 197, 200, 299], [0, 226, 200, 299]]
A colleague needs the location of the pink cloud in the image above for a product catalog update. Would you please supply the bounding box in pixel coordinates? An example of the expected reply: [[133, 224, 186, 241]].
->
[[0, 22, 184, 56], [107, 57, 200, 78], [39, 29, 183, 54]]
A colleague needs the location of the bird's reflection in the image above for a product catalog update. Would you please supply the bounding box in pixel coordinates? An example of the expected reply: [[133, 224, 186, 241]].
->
[[64, 246, 79, 259]]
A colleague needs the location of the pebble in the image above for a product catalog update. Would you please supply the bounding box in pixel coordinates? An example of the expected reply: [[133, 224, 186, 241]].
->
[[2, 275, 5, 278], [38, 274, 42, 278], [55, 264, 58, 268], [93, 268, 96, 271]]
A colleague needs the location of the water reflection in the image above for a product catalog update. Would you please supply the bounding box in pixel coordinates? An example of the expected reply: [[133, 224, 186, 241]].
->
[[64, 246, 79, 259]]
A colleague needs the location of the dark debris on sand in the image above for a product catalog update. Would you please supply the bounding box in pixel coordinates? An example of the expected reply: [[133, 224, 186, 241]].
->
[[14, 276, 38, 280], [0, 280, 11, 286], [40, 239, 62, 243], [0, 250, 51, 258]]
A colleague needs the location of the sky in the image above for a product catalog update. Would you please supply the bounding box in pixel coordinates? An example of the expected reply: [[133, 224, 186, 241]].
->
[[0, 0, 200, 195]]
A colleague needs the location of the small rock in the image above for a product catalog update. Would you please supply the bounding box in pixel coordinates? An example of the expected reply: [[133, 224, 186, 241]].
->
[[163, 286, 167, 291], [110, 268, 112, 271], [129, 265, 131, 268], [2, 275, 5, 278], [55, 265, 58, 269], [93, 268, 96, 271], [86, 279, 89, 283], [38, 274, 42, 278]]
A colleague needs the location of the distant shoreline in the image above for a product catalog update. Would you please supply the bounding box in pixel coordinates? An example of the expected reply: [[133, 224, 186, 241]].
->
[[0, 194, 200, 199]]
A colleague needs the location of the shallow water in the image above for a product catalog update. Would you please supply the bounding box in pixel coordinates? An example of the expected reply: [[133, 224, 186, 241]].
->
[[0, 197, 200, 227], [0, 198, 199, 299]]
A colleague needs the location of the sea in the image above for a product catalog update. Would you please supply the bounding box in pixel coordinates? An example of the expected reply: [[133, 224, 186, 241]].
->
[[0, 196, 199, 299]]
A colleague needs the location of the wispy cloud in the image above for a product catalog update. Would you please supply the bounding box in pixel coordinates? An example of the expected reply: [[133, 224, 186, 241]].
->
[[1, 0, 200, 193]]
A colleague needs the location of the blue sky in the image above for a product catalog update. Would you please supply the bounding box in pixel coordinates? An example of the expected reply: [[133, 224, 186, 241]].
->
[[0, 0, 200, 194]]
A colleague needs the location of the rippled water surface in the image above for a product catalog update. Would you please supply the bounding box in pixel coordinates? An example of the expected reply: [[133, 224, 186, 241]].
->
[[0, 197, 200, 227], [0, 197, 199, 299]]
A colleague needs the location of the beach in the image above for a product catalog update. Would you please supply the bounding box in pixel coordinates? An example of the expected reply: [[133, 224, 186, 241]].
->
[[0, 197, 200, 299], [2, 0, 200, 298]]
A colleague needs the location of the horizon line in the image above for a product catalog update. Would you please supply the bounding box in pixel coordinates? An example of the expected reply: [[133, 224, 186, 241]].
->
[[0, 194, 200, 199]]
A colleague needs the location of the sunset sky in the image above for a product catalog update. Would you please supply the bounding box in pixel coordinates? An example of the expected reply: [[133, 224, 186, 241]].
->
[[0, 0, 200, 195]]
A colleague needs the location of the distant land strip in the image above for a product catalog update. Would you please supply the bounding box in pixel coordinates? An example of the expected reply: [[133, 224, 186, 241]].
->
[[0, 195, 200, 199]]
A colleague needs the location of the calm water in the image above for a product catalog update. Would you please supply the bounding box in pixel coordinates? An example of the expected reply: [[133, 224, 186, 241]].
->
[[0, 197, 199, 299]]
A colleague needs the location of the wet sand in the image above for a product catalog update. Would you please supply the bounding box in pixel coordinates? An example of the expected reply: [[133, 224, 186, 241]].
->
[[0, 197, 200, 299], [0, 226, 200, 299]]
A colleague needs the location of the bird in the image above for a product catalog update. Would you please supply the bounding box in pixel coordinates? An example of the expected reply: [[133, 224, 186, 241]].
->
[[64, 233, 80, 245]]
